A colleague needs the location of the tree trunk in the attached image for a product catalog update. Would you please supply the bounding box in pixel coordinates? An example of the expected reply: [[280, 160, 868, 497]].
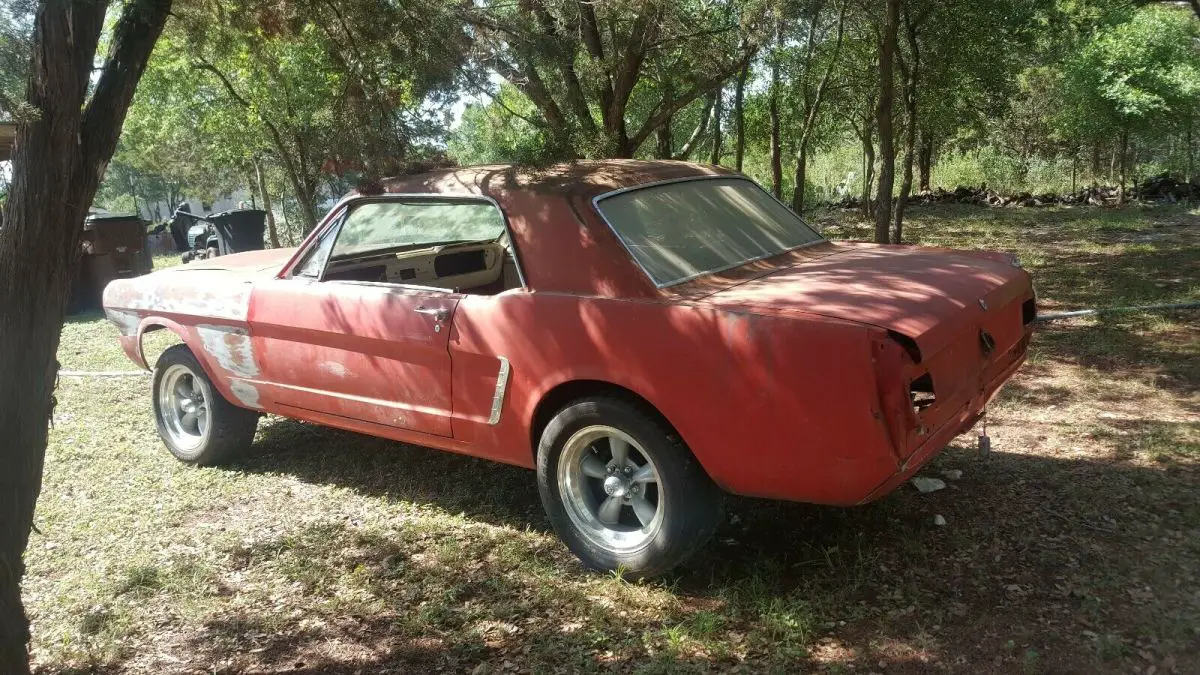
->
[[254, 157, 281, 249], [1091, 142, 1101, 186], [1186, 119, 1193, 188], [769, 80, 782, 197], [655, 86, 673, 159], [674, 93, 714, 161], [789, 0, 848, 213], [734, 60, 748, 172], [655, 121, 672, 159], [917, 130, 933, 192], [861, 125, 875, 221], [0, 2, 170, 671], [1118, 129, 1129, 203], [294, 183, 319, 234], [279, 194, 295, 245], [873, 0, 900, 244], [892, 11, 920, 245], [710, 86, 723, 165], [893, 122, 915, 244], [791, 143, 808, 213]]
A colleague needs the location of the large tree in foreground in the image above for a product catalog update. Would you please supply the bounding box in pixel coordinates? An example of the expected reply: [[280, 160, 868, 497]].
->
[[0, 1, 170, 671]]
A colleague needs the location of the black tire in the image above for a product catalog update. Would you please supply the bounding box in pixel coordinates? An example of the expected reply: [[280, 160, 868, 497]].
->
[[536, 396, 723, 578], [206, 245, 219, 259], [152, 344, 259, 466]]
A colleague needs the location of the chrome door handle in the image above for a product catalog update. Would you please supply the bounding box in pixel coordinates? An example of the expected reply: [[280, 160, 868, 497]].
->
[[415, 306, 450, 322]]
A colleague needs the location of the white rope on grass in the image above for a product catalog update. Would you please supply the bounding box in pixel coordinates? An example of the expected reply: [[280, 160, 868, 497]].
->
[[1036, 301, 1200, 321], [58, 370, 151, 378]]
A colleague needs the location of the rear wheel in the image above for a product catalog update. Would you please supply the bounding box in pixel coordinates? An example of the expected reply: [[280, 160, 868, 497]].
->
[[152, 344, 258, 465], [537, 396, 723, 578]]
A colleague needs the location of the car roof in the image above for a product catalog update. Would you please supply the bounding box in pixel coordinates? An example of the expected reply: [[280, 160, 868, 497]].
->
[[373, 159, 736, 200], [342, 160, 742, 299]]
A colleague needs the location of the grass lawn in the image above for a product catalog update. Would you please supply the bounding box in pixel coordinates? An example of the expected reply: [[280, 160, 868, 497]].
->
[[31, 204, 1199, 674]]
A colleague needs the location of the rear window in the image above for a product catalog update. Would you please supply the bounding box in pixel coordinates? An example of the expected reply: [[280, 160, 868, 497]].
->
[[595, 177, 824, 286]]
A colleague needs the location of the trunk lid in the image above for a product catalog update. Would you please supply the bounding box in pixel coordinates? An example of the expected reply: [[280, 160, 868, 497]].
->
[[697, 242, 1031, 358]]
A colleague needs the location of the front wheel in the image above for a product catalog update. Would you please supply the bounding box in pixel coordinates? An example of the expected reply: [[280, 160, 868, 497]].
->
[[152, 344, 259, 466], [537, 397, 723, 578]]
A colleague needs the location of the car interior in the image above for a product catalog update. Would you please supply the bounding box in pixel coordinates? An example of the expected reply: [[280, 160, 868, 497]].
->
[[295, 198, 523, 295], [322, 238, 523, 295]]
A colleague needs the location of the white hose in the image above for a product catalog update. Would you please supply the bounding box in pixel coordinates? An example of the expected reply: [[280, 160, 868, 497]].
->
[[58, 370, 150, 378], [1036, 301, 1200, 321]]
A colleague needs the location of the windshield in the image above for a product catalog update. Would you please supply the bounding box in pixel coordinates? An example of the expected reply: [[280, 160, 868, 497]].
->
[[332, 200, 505, 257], [595, 177, 825, 287]]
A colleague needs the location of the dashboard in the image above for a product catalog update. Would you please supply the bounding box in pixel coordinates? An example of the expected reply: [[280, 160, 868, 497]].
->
[[323, 241, 507, 292]]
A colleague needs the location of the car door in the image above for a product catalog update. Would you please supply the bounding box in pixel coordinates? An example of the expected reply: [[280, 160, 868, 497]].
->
[[247, 201, 465, 438]]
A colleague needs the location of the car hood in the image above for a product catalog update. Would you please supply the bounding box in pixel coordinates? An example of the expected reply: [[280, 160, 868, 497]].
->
[[175, 247, 297, 275], [696, 242, 1030, 356]]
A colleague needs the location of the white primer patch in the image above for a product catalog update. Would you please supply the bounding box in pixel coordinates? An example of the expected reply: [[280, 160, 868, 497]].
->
[[105, 275, 254, 322], [196, 324, 261, 378], [319, 361, 350, 378], [104, 308, 142, 337], [228, 379, 262, 408]]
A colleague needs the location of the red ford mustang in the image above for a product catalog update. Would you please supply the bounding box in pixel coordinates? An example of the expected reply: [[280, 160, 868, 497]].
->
[[103, 160, 1034, 576]]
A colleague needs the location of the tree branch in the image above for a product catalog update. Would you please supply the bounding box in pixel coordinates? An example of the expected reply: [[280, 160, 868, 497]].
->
[[796, 0, 848, 153], [630, 51, 751, 153], [193, 58, 311, 226], [81, 0, 172, 180]]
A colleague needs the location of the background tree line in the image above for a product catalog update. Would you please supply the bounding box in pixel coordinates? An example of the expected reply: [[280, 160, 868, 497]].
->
[[6, 1, 1195, 247]]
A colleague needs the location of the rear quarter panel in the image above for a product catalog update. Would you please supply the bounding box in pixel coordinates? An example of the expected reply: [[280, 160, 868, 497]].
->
[[449, 292, 901, 505]]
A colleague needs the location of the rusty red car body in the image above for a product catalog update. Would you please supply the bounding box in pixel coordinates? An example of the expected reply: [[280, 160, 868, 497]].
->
[[104, 160, 1034, 573]]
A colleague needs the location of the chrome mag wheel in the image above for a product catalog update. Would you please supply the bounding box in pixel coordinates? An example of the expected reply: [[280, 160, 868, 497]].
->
[[157, 363, 211, 452], [557, 425, 664, 552]]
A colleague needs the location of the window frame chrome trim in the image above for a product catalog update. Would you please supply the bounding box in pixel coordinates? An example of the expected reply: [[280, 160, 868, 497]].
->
[[591, 174, 828, 289], [286, 193, 529, 291]]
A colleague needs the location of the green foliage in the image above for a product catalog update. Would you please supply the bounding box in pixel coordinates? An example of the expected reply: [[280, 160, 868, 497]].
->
[[465, 0, 761, 159], [67, 0, 1200, 214], [1064, 4, 1200, 137], [0, 0, 34, 117], [447, 85, 565, 166]]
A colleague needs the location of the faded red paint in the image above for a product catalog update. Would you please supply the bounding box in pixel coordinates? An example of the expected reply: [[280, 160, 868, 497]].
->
[[103, 160, 1034, 506]]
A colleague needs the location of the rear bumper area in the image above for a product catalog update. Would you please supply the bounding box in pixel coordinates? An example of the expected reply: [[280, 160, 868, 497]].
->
[[857, 332, 1030, 505]]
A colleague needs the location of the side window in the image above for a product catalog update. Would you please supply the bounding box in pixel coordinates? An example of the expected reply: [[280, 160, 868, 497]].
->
[[291, 213, 343, 279], [315, 198, 519, 294]]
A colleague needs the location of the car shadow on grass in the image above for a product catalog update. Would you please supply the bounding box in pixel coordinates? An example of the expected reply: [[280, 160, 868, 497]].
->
[[216, 416, 1200, 674], [236, 416, 551, 532]]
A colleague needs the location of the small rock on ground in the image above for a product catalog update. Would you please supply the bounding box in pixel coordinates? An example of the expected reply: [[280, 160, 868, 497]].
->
[[941, 469, 963, 480], [911, 476, 947, 493]]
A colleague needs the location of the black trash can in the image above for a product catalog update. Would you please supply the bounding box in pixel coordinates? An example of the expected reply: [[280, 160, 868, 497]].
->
[[70, 214, 153, 312], [209, 209, 267, 255], [167, 207, 195, 253]]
